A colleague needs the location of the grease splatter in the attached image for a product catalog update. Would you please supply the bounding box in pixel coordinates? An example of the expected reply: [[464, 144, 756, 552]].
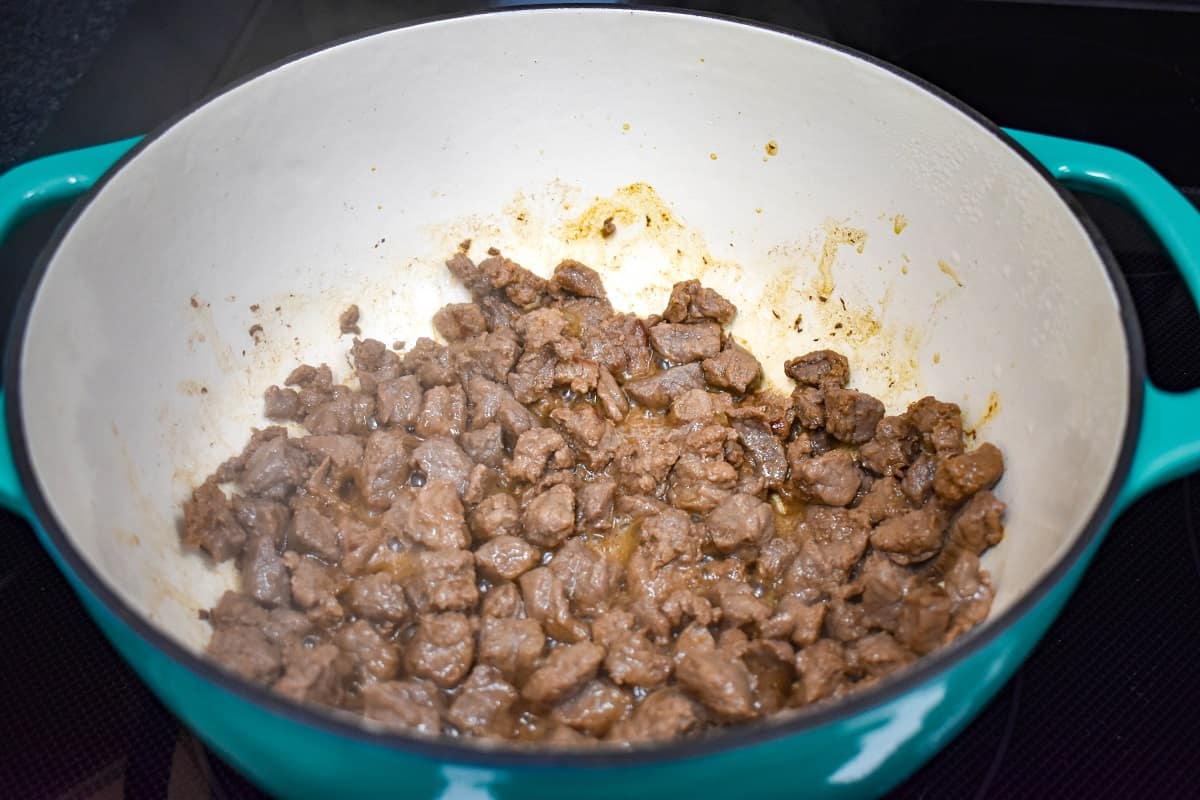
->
[[815, 225, 868, 300], [938, 259, 964, 287], [893, 213, 908, 234], [765, 140, 779, 157]]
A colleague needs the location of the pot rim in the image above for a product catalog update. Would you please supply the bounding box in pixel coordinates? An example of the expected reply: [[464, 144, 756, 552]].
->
[[3, 4, 1144, 769]]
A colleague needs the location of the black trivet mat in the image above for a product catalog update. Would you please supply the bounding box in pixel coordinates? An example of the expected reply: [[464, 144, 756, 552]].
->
[[2, 2, 1199, 798]]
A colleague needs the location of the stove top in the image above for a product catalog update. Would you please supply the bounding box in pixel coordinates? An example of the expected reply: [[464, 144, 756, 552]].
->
[[2, 2, 1199, 797]]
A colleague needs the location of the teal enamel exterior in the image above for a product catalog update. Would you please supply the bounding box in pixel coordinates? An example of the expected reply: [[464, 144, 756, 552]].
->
[[1, 128, 1198, 798]]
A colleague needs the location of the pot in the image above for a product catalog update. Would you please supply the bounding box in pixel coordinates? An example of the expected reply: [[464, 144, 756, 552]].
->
[[2, 8, 1199, 799]]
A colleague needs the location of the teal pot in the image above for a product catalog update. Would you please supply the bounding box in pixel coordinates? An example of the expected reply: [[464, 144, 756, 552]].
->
[[2, 8, 1199, 799]]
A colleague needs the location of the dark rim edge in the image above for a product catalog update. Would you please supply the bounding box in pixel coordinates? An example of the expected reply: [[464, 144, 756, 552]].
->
[[2, 3, 1145, 771]]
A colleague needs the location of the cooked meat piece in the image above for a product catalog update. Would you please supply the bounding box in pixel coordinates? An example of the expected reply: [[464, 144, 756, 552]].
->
[[673, 625, 755, 721], [871, 508, 944, 565], [288, 507, 341, 563], [900, 453, 936, 504], [521, 641, 606, 704], [792, 449, 862, 507], [701, 342, 762, 394], [405, 479, 469, 550], [335, 619, 400, 683], [638, 508, 702, 570], [416, 384, 468, 438], [232, 496, 290, 549], [663, 279, 737, 325], [404, 612, 475, 688], [480, 582, 524, 619], [460, 422, 505, 469], [784, 508, 871, 601], [728, 390, 795, 437], [362, 679, 443, 735], [475, 535, 541, 581], [509, 428, 566, 483], [783, 350, 849, 388], [732, 418, 787, 488], [305, 388, 376, 436], [241, 535, 291, 607], [209, 591, 269, 629], [300, 434, 363, 475], [707, 493, 776, 555], [478, 616, 545, 683], [522, 483, 575, 547], [755, 535, 800, 584], [376, 375, 423, 428], [711, 579, 771, 627], [339, 305, 361, 335], [412, 437, 473, 495], [742, 639, 795, 713], [949, 490, 1005, 554], [595, 368, 630, 422], [549, 538, 620, 613], [583, 313, 653, 380], [275, 643, 349, 706], [448, 665, 519, 735], [360, 429, 410, 510], [469, 493, 521, 541], [794, 639, 847, 704], [551, 259, 608, 299], [519, 567, 589, 643], [623, 363, 706, 410], [404, 338, 456, 387], [846, 632, 914, 680], [576, 479, 616, 531], [479, 254, 547, 307], [667, 388, 729, 424], [550, 404, 607, 449], [551, 679, 632, 736], [855, 476, 912, 524], [907, 396, 965, 455], [343, 572, 410, 624], [206, 625, 281, 684], [648, 322, 723, 364], [263, 385, 302, 420], [285, 553, 344, 619], [791, 385, 825, 430], [183, 478, 247, 561], [666, 455, 737, 514], [824, 387, 885, 445], [760, 596, 827, 647], [433, 302, 489, 341], [608, 688, 705, 743], [895, 584, 952, 655], [604, 623, 673, 689], [451, 328, 522, 383], [405, 549, 478, 613], [859, 415, 917, 477], [933, 444, 1004, 506], [943, 552, 995, 639]]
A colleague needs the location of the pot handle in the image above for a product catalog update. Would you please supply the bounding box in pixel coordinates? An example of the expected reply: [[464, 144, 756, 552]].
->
[[0, 137, 141, 514], [1008, 129, 1200, 513]]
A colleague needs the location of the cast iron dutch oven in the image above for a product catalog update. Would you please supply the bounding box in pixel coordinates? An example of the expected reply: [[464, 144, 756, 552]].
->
[[2, 8, 1199, 799]]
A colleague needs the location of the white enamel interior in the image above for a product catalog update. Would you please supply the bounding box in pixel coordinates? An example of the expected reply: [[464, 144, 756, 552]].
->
[[20, 9, 1128, 655]]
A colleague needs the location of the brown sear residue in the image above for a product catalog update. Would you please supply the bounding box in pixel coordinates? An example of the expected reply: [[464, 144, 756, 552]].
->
[[601, 216, 616, 238], [815, 225, 868, 300]]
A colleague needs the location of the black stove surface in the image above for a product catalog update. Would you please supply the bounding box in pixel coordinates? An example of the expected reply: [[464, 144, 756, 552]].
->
[[2, 2, 1200, 798]]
